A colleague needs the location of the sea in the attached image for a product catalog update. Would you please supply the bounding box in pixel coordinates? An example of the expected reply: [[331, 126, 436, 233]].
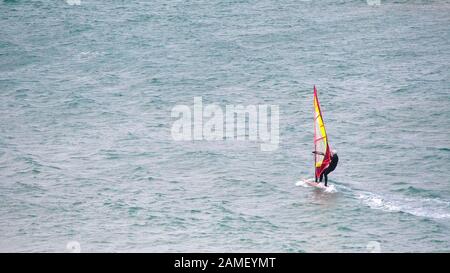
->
[[1, 0, 449, 252]]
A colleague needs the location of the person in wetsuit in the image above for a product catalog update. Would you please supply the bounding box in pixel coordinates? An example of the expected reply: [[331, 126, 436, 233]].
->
[[313, 149, 339, 187]]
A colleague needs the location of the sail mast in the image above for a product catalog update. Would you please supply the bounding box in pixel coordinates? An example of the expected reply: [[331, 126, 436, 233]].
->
[[313, 86, 318, 181], [313, 86, 331, 179]]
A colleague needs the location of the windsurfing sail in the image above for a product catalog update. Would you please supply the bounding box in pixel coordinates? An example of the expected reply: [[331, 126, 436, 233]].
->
[[313, 86, 331, 179]]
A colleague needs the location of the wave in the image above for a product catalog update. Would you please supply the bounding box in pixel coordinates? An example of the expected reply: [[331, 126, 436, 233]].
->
[[394, 185, 442, 199]]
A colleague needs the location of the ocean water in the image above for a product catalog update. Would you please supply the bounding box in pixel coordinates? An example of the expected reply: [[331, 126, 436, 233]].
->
[[1, 0, 450, 252]]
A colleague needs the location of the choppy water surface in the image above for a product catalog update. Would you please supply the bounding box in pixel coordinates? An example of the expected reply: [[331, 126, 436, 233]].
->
[[1, 0, 449, 252]]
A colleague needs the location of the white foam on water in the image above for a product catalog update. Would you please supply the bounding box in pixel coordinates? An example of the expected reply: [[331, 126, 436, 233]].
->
[[324, 184, 337, 193], [297, 178, 450, 219], [357, 191, 450, 219]]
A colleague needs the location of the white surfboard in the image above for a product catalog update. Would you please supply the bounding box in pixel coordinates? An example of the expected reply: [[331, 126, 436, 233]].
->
[[296, 178, 337, 193], [304, 179, 328, 189]]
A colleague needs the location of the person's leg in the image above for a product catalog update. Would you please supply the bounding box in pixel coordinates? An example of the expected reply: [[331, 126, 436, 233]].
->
[[319, 173, 323, 182], [315, 175, 318, 182], [322, 167, 332, 186]]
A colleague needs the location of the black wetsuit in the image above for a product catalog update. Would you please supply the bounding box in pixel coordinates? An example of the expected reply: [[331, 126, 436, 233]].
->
[[319, 153, 339, 186]]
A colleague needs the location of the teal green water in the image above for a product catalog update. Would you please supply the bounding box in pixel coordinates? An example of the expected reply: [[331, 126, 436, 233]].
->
[[1, 0, 449, 252]]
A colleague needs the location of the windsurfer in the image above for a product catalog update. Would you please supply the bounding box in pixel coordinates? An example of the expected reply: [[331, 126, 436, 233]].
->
[[312, 149, 338, 186]]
